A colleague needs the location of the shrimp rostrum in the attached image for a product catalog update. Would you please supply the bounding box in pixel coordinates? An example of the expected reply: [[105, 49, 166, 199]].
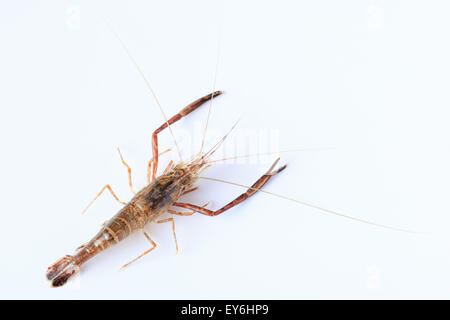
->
[[46, 91, 287, 287]]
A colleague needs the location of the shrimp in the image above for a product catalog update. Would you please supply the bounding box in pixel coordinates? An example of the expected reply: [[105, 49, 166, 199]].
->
[[45, 91, 288, 287], [46, 26, 417, 288]]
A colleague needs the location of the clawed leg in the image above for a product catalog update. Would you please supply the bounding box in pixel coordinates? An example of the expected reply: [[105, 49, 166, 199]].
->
[[156, 217, 179, 254], [117, 147, 136, 195], [151, 91, 223, 181], [82, 185, 126, 215], [119, 229, 157, 270], [173, 158, 286, 216]]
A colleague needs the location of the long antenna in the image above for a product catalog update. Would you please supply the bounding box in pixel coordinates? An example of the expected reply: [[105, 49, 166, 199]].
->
[[199, 28, 222, 154], [204, 118, 240, 159], [108, 25, 182, 160], [198, 176, 423, 234], [206, 147, 335, 164]]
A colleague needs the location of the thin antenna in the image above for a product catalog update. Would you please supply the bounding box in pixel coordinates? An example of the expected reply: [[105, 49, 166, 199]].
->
[[206, 147, 335, 164], [199, 28, 222, 154], [198, 176, 423, 234], [107, 24, 182, 160], [204, 118, 240, 159]]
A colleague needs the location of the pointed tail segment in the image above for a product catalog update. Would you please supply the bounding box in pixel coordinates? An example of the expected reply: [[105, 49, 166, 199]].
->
[[46, 255, 80, 288]]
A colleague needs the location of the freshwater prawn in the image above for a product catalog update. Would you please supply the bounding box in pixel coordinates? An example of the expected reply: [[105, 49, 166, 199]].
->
[[47, 89, 277, 287], [46, 28, 416, 288]]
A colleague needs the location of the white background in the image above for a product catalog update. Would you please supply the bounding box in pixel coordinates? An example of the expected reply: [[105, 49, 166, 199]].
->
[[1, 0, 450, 299]]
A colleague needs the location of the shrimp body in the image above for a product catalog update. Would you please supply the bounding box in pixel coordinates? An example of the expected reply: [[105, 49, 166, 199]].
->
[[45, 89, 289, 288], [46, 161, 203, 287]]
